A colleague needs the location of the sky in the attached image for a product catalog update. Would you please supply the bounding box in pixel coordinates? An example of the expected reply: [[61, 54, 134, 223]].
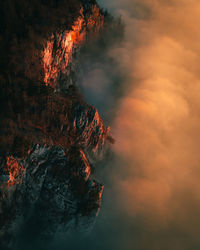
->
[[70, 0, 200, 249]]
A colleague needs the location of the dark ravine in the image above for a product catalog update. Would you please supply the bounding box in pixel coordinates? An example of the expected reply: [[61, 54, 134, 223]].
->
[[0, 0, 115, 249]]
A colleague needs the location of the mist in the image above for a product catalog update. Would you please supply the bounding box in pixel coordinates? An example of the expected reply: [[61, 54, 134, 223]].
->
[[73, 0, 200, 249]]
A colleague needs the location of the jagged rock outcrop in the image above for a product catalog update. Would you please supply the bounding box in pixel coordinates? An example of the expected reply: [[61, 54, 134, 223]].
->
[[0, 100, 108, 249], [70, 102, 110, 152]]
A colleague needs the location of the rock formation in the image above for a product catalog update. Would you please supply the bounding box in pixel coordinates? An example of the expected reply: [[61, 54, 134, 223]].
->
[[0, 0, 114, 249]]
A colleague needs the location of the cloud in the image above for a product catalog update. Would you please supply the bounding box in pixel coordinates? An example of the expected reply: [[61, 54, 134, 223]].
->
[[92, 0, 200, 249]]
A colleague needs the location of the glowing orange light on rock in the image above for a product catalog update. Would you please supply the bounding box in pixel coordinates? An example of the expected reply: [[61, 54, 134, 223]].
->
[[43, 9, 86, 87], [6, 157, 24, 186], [43, 6, 104, 88]]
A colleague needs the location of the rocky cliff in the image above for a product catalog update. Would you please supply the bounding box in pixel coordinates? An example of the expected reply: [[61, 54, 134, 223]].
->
[[0, 144, 104, 249], [0, 0, 114, 249]]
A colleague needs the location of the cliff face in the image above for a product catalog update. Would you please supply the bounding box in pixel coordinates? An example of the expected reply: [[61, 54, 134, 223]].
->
[[0, 0, 112, 249], [42, 4, 104, 89], [0, 99, 109, 249], [0, 0, 107, 158], [0, 145, 103, 249]]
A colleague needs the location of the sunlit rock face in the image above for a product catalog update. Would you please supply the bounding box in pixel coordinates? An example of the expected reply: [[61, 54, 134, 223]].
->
[[0, 0, 110, 249], [42, 5, 104, 89], [42, 9, 86, 88]]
